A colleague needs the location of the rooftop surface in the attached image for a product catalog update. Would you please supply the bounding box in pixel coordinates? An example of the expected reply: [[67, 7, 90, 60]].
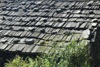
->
[[0, 0, 99, 53]]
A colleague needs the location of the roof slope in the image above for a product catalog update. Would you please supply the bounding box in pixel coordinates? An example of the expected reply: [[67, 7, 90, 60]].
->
[[0, 0, 99, 53]]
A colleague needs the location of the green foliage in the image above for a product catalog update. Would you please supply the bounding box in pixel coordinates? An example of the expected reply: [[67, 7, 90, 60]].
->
[[5, 40, 91, 67]]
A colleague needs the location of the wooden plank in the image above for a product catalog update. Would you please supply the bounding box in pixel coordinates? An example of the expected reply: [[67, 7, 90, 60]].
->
[[7, 37, 15, 44], [9, 44, 20, 51], [37, 40, 46, 46], [22, 45, 30, 52], [65, 23, 72, 28], [52, 29, 60, 33], [75, 22, 82, 29], [0, 44, 8, 50], [49, 34, 56, 40], [43, 34, 51, 40], [8, 31, 14, 36], [16, 44, 26, 51], [71, 22, 77, 28], [53, 22, 59, 27], [66, 34, 73, 42], [44, 47, 51, 53], [20, 31, 27, 37], [44, 27, 51, 32], [46, 41, 55, 47], [4, 30, 11, 36], [46, 28, 53, 33], [57, 22, 65, 27], [31, 32, 40, 38], [35, 46, 46, 53], [26, 45, 36, 53], [0, 43, 4, 47], [5, 44, 13, 51], [58, 13, 67, 18], [0, 37, 8, 43], [68, 18, 77, 22], [80, 29, 90, 40], [45, 22, 54, 27], [71, 34, 81, 41], [38, 33, 45, 39], [58, 29, 65, 34], [34, 39, 40, 44], [25, 32, 32, 37], [27, 21, 34, 26], [32, 46, 51, 53], [35, 22, 44, 26], [53, 35, 64, 41], [62, 35, 68, 41], [79, 22, 88, 29], [11, 31, 17, 36], [15, 31, 23, 37]]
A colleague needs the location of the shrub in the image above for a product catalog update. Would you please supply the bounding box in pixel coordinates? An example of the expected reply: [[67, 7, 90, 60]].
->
[[5, 40, 91, 67]]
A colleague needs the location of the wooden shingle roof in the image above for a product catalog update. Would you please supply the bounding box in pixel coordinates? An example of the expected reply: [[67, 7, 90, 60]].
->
[[0, 0, 99, 53]]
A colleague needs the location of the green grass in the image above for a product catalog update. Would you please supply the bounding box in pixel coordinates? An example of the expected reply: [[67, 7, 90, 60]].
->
[[5, 40, 92, 67]]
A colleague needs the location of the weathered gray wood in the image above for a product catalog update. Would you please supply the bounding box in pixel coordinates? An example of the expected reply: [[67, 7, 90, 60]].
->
[[0, 0, 99, 54], [62, 35, 68, 41], [0, 44, 8, 50], [49, 34, 56, 40], [4, 30, 11, 36], [16, 44, 26, 51], [20, 31, 27, 37], [75, 22, 82, 29], [57, 22, 65, 27], [0, 43, 4, 47], [0, 37, 8, 43], [45, 22, 54, 27], [7, 37, 15, 44], [44, 47, 51, 53], [81, 29, 90, 39], [5, 44, 13, 51], [15, 31, 23, 37], [43, 34, 51, 40], [58, 29, 65, 34], [53, 35, 64, 41], [26, 45, 36, 53], [79, 22, 87, 29], [66, 34, 73, 42], [31, 46, 51, 53], [22, 45, 30, 52], [65, 23, 72, 28], [38, 33, 45, 39], [9, 44, 20, 51], [53, 22, 59, 27], [27, 32, 33, 37], [71, 34, 81, 41], [71, 22, 77, 28], [35, 22, 43, 26], [31, 32, 40, 38], [52, 29, 60, 34], [58, 14, 67, 18]]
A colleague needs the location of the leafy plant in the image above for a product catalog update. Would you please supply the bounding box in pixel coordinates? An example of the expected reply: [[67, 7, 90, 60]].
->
[[5, 40, 91, 67]]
